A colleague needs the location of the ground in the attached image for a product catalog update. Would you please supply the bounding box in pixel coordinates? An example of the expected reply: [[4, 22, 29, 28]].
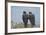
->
[[11, 21, 40, 29], [11, 23, 34, 29]]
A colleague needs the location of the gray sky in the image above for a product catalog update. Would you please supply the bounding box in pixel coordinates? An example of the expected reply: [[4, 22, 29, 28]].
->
[[11, 6, 40, 25]]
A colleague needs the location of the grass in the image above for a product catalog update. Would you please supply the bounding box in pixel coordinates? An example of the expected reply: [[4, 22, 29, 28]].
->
[[11, 23, 33, 29], [11, 20, 40, 29]]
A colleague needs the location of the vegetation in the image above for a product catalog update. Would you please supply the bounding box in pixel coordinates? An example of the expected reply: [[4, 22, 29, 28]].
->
[[11, 22, 33, 29]]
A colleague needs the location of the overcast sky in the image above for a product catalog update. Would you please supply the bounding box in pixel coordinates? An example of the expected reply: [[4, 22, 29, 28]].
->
[[11, 6, 40, 25]]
